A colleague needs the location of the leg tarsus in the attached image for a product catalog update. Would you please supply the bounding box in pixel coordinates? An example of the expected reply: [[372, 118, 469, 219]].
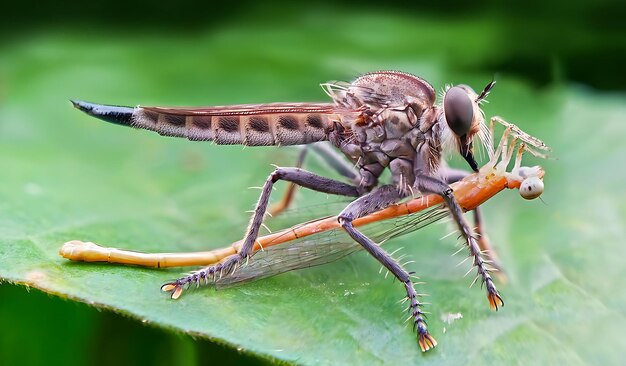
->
[[440, 166, 507, 282], [339, 206, 436, 351], [414, 174, 503, 311]]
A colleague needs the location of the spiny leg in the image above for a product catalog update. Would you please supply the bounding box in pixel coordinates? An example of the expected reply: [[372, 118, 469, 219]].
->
[[267, 148, 308, 217], [162, 167, 361, 299], [414, 174, 503, 311], [440, 167, 505, 277], [269, 143, 360, 216], [337, 185, 437, 352]]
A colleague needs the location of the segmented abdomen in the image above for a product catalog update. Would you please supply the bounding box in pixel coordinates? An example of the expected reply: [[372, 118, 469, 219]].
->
[[134, 103, 338, 146]]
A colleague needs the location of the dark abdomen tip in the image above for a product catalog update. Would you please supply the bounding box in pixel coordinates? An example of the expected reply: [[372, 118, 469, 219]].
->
[[71, 100, 135, 126]]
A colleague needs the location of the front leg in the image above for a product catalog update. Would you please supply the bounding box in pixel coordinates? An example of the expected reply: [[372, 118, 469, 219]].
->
[[338, 185, 437, 352], [414, 174, 504, 310], [441, 167, 504, 276], [161, 167, 361, 299]]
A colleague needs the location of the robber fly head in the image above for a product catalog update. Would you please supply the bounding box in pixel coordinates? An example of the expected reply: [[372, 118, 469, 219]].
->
[[441, 80, 495, 172]]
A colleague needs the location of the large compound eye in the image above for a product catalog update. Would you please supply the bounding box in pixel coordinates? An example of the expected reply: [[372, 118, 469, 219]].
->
[[444, 86, 474, 136]]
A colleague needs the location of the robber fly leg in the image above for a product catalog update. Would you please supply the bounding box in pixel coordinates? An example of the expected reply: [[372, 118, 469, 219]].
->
[[310, 142, 360, 182], [415, 174, 503, 311], [162, 167, 361, 299], [268, 148, 309, 217], [337, 186, 437, 352], [269, 143, 361, 216], [440, 167, 505, 277]]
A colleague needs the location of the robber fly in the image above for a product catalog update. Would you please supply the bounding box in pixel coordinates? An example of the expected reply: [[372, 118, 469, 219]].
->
[[70, 71, 546, 351]]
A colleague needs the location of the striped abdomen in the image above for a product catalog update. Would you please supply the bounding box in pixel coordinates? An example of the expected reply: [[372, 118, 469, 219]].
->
[[72, 101, 339, 146]]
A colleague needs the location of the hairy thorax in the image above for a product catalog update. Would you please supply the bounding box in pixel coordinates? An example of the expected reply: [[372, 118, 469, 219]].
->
[[327, 72, 442, 194]]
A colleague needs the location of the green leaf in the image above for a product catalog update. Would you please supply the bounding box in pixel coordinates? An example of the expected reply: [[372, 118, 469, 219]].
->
[[1, 14, 624, 365]]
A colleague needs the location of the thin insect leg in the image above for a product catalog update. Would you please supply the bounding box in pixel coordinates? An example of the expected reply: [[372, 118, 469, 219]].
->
[[269, 142, 361, 216], [337, 186, 436, 352], [488, 117, 495, 160], [310, 142, 360, 182], [162, 167, 361, 299], [513, 143, 526, 172], [439, 167, 505, 277], [268, 148, 308, 217], [490, 124, 512, 166], [497, 138, 518, 171], [414, 174, 503, 311]]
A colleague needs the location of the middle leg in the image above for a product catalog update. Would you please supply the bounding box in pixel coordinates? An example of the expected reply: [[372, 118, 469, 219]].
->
[[337, 185, 437, 352], [162, 167, 361, 299]]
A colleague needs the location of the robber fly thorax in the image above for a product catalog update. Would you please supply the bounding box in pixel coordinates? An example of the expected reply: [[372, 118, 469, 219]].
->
[[322, 71, 492, 195]]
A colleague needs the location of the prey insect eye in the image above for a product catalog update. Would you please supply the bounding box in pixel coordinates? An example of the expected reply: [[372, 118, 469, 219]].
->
[[444, 86, 474, 136], [519, 176, 544, 200]]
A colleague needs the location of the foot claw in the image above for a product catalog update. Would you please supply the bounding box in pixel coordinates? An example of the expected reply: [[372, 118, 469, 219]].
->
[[418, 332, 437, 352], [488, 291, 504, 310], [161, 282, 184, 300]]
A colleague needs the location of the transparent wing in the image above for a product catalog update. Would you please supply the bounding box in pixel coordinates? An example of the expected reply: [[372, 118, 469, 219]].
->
[[215, 204, 449, 288], [264, 199, 351, 231]]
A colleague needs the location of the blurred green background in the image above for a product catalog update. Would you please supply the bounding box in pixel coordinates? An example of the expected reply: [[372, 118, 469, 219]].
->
[[1, 1, 625, 365]]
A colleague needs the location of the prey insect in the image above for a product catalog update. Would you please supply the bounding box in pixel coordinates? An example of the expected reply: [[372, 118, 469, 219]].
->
[[65, 71, 549, 351]]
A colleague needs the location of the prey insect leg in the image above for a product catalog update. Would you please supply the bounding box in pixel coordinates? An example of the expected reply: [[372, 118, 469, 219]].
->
[[414, 174, 503, 310], [162, 167, 361, 299], [337, 186, 437, 352]]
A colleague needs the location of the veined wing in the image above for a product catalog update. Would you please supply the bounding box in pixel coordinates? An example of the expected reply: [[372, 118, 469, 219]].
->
[[215, 204, 449, 288]]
